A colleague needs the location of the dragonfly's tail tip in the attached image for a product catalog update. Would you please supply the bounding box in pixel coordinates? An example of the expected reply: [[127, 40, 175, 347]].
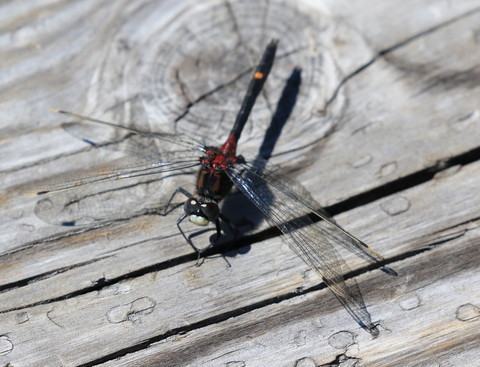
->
[[370, 329, 380, 338], [360, 322, 380, 337], [382, 266, 398, 277], [49, 108, 70, 116], [21, 188, 45, 197]]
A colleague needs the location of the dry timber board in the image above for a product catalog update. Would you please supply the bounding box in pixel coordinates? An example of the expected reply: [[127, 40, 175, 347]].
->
[[1, 134, 479, 366], [97, 229, 479, 367], [1, 0, 480, 366], [1, 0, 479, 296]]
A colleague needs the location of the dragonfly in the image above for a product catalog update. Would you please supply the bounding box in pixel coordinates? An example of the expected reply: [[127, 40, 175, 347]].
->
[[34, 39, 396, 336]]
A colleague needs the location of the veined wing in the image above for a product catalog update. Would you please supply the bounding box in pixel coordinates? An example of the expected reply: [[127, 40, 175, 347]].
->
[[29, 150, 200, 196], [27, 110, 205, 225], [53, 109, 207, 158], [226, 162, 392, 335], [242, 161, 397, 275], [29, 150, 200, 226]]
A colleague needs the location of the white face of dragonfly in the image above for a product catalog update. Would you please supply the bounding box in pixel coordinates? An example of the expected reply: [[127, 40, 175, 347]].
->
[[189, 213, 210, 226], [183, 199, 220, 226]]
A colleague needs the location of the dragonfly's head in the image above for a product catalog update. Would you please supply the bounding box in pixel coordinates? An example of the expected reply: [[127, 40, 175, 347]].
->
[[183, 198, 220, 226]]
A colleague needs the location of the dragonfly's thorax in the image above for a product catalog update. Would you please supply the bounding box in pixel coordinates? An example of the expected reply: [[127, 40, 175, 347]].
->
[[196, 146, 239, 201], [201, 146, 238, 171]]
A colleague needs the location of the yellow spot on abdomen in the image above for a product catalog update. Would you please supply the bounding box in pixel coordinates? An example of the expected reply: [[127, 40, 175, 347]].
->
[[254, 72, 264, 79]]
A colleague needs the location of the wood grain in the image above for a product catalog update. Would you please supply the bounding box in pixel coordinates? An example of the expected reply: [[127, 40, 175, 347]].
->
[[1, 0, 479, 366]]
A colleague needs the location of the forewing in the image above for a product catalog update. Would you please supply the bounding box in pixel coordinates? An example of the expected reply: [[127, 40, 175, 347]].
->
[[62, 118, 205, 159], [30, 150, 200, 195], [29, 150, 200, 226], [242, 161, 395, 274], [226, 163, 380, 335], [28, 111, 206, 225]]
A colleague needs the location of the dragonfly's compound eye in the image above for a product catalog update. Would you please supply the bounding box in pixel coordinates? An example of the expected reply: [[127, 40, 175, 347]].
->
[[200, 202, 220, 221], [184, 198, 215, 226], [183, 198, 200, 215]]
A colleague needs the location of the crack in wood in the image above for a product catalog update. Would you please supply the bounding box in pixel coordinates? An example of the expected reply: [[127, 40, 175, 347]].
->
[[325, 5, 480, 111], [3, 145, 477, 312]]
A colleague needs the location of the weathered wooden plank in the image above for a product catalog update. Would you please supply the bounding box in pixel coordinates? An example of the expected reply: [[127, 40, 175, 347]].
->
[[1, 0, 479, 298], [1, 0, 480, 366], [95, 230, 479, 367], [294, 5, 480, 206], [2, 1, 480, 191], [1, 139, 479, 366], [322, 0, 480, 50]]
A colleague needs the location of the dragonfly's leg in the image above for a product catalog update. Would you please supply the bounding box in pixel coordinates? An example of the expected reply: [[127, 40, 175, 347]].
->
[[177, 213, 205, 252], [192, 218, 231, 268], [177, 206, 233, 268], [160, 187, 194, 215], [176, 213, 189, 241], [192, 219, 222, 266], [177, 212, 212, 266], [176, 187, 194, 198]]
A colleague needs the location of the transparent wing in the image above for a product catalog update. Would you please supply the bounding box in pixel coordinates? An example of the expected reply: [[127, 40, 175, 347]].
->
[[30, 150, 200, 226], [226, 162, 393, 335], [54, 109, 207, 158], [29, 110, 207, 225], [242, 160, 396, 275], [62, 120, 162, 158], [30, 150, 200, 195]]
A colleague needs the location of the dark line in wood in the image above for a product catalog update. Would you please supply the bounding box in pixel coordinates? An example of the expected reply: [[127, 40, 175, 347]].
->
[[328, 145, 480, 216], [0, 250, 196, 314], [4, 144, 478, 311], [173, 67, 251, 123], [173, 50, 301, 123], [431, 215, 480, 234], [175, 68, 193, 106], [0, 256, 112, 296], [325, 5, 480, 108], [224, 0, 242, 44], [75, 237, 466, 366], [0, 223, 109, 258], [0, 133, 134, 175], [378, 6, 480, 56]]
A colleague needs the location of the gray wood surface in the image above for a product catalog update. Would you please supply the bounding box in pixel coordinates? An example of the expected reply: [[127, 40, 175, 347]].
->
[[1, 1, 479, 366]]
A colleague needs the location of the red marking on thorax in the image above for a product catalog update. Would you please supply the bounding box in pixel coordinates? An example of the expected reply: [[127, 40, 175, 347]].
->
[[202, 134, 239, 171]]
